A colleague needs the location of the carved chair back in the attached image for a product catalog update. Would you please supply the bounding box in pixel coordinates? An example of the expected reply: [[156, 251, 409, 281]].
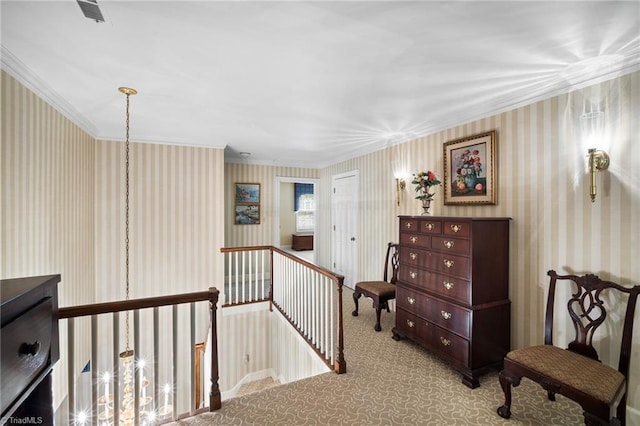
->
[[383, 243, 400, 285], [545, 270, 640, 377]]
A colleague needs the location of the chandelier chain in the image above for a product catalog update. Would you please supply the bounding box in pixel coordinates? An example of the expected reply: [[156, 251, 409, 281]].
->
[[124, 91, 131, 351]]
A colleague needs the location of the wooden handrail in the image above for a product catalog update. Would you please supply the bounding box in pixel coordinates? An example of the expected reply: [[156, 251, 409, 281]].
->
[[59, 288, 218, 318], [58, 287, 221, 421], [221, 245, 344, 282]]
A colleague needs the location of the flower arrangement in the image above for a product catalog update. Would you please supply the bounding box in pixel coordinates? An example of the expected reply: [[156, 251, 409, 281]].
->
[[454, 149, 483, 191], [411, 171, 441, 200]]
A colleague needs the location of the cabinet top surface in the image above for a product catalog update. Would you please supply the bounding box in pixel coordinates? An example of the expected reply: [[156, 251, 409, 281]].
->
[[398, 216, 511, 221], [1, 275, 60, 307]]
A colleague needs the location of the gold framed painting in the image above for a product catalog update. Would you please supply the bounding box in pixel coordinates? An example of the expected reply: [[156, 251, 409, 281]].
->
[[443, 131, 497, 205], [234, 183, 260, 204], [234, 204, 260, 225]]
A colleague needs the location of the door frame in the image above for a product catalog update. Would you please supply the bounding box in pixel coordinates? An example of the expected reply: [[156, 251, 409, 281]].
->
[[274, 176, 319, 261]]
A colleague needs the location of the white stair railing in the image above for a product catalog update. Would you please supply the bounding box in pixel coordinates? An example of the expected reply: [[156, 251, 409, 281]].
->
[[220, 246, 346, 373]]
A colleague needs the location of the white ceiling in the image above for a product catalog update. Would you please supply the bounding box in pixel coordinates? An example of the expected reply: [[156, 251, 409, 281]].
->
[[2, 1, 639, 167]]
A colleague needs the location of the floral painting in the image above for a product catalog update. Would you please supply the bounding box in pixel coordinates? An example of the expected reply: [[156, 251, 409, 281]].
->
[[443, 131, 497, 205]]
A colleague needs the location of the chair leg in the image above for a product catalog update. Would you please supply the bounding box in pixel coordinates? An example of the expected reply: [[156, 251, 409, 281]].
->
[[352, 291, 361, 317], [374, 305, 382, 332], [547, 391, 556, 401], [583, 411, 614, 426], [497, 370, 521, 420]]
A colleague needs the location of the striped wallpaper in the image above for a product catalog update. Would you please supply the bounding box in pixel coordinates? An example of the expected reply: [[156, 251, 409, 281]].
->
[[3, 66, 639, 418], [2, 70, 96, 409], [94, 139, 225, 304]]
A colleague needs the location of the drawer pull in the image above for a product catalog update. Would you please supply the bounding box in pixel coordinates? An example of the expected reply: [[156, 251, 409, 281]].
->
[[444, 240, 454, 249], [410, 236, 418, 244], [405, 222, 412, 229], [443, 281, 454, 290], [410, 252, 417, 261], [441, 310, 452, 320], [425, 223, 434, 231], [407, 297, 415, 305], [407, 320, 415, 328], [440, 337, 451, 346], [409, 271, 417, 279], [450, 224, 462, 233], [20, 340, 41, 357], [444, 259, 454, 268]]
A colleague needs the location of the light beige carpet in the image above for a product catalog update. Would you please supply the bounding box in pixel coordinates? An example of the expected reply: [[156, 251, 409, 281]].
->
[[169, 289, 584, 425]]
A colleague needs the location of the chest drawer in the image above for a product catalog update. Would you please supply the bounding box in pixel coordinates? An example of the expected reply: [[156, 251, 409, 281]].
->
[[400, 232, 431, 249], [443, 220, 471, 237], [1, 298, 53, 415], [396, 286, 470, 338], [425, 297, 470, 339], [424, 323, 470, 367], [418, 220, 442, 234], [399, 251, 470, 280], [397, 265, 470, 305], [431, 236, 470, 255]]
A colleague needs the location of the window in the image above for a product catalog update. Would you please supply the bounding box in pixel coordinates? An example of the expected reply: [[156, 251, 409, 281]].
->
[[296, 192, 315, 232]]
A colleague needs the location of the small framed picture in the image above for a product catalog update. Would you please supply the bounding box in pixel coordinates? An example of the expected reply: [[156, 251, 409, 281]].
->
[[235, 204, 260, 225], [443, 131, 497, 205], [235, 183, 260, 204]]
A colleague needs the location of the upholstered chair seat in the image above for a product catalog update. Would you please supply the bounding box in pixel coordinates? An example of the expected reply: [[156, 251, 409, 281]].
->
[[506, 345, 625, 407], [352, 243, 399, 332]]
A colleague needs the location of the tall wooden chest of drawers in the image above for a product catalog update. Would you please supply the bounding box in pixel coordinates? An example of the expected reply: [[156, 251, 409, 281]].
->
[[392, 216, 510, 388], [1, 275, 60, 425]]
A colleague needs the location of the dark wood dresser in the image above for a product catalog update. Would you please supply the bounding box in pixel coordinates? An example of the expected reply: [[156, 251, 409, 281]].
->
[[392, 216, 510, 388], [1, 275, 60, 425], [292, 233, 314, 251]]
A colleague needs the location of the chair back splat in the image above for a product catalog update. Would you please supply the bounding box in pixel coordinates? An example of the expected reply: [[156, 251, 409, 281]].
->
[[497, 270, 640, 425], [352, 243, 399, 332]]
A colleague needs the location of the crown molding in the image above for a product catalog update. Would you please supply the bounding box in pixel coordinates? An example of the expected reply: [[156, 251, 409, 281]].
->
[[1, 45, 98, 136]]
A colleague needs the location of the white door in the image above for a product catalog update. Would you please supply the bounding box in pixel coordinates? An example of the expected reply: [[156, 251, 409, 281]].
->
[[332, 171, 358, 289]]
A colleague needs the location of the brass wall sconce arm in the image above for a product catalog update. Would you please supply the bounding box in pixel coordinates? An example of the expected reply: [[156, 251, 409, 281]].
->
[[396, 178, 406, 206], [587, 148, 609, 203]]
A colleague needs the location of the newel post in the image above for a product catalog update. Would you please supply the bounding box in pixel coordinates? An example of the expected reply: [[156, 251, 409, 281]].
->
[[334, 275, 347, 374], [208, 287, 222, 410]]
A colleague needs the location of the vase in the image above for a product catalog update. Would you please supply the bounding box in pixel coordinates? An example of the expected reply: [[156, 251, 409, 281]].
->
[[419, 187, 435, 215], [421, 197, 432, 215], [464, 173, 476, 190]]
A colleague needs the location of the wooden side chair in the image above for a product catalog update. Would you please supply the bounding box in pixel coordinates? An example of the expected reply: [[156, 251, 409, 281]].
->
[[351, 242, 399, 331], [497, 270, 640, 425]]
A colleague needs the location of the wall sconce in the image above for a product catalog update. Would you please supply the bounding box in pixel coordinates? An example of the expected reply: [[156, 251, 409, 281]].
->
[[581, 107, 608, 203], [587, 148, 609, 202], [395, 178, 406, 206]]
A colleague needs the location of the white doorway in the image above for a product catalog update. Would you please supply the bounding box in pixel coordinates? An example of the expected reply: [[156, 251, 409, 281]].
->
[[331, 171, 359, 289], [274, 177, 319, 263]]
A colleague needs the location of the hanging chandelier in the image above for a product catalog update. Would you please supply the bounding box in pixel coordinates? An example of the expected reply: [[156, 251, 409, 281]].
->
[[95, 87, 155, 425]]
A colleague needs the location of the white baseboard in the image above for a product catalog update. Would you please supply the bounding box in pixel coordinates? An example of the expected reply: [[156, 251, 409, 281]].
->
[[221, 368, 278, 401], [627, 406, 640, 425]]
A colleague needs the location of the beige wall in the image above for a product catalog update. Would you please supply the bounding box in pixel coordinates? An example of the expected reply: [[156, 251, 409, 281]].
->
[[279, 182, 295, 246], [94, 139, 225, 302]]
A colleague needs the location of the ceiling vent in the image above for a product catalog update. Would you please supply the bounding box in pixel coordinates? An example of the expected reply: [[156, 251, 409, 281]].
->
[[77, 0, 105, 23]]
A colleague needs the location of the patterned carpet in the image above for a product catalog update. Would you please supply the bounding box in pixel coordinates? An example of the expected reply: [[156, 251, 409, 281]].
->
[[169, 289, 584, 425]]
